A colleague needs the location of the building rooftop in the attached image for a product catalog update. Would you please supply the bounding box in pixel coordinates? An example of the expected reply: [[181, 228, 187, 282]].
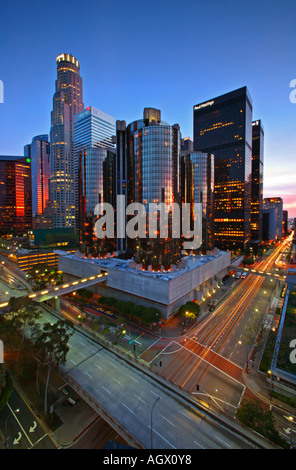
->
[[58, 249, 226, 281]]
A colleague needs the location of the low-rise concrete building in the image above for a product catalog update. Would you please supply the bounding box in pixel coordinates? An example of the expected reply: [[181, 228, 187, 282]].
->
[[58, 249, 231, 320]]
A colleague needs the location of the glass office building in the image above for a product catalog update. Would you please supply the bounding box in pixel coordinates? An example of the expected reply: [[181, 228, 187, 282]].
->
[[74, 106, 116, 255], [50, 53, 84, 229], [263, 198, 283, 239], [74, 106, 115, 151], [194, 87, 253, 251], [0, 156, 32, 235], [251, 120, 264, 243], [77, 147, 116, 254], [24, 135, 50, 219], [116, 108, 181, 266], [181, 152, 214, 252]]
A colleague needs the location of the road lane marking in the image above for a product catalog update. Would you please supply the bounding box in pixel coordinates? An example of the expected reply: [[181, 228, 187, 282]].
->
[[178, 409, 193, 421], [128, 374, 138, 383], [194, 440, 205, 449], [214, 435, 232, 448], [122, 403, 134, 414], [102, 386, 111, 394], [7, 403, 33, 447], [148, 425, 176, 449], [161, 415, 175, 427], [135, 394, 146, 405]]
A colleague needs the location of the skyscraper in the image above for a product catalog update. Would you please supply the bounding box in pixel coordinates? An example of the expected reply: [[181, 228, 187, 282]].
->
[[50, 53, 84, 229], [251, 120, 264, 243], [74, 106, 115, 152], [24, 135, 50, 222], [263, 198, 283, 239], [180, 152, 215, 252], [74, 106, 116, 254], [194, 86, 253, 252], [116, 108, 181, 266], [0, 156, 32, 235]]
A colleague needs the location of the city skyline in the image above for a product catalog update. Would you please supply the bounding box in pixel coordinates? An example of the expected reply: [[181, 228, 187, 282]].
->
[[0, 0, 295, 217]]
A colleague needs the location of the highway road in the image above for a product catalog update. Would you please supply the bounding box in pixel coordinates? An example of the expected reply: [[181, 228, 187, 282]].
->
[[0, 388, 57, 449], [0, 243, 291, 449]]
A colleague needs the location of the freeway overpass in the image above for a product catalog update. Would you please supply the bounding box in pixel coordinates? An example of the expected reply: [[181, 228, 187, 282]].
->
[[0, 272, 108, 312], [229, 265, 286, 282]]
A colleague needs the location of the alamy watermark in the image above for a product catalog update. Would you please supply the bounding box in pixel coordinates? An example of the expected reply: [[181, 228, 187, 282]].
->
[[290, 339, 296, 364], [0, 80, 3, 103], [93, 196, 202, 250], [289, 79, 296, 103]]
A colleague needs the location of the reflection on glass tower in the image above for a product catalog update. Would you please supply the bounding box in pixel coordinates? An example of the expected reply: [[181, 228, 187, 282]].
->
[[181, 152, 215, 252], [116, 108, 181, 266], [194, 87, 253, 252], [251, 120, 264, 243]]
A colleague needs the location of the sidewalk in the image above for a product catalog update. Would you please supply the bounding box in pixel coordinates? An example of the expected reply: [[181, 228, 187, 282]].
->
[[242, 343, 296, 415]]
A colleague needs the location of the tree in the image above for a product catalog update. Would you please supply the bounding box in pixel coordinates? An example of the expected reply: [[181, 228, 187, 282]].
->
[[236, 397, 288, 448], [5, 297, 40, 373], [27, 264, 63, 291], [32, 320, 74, 415], [178, 301, 200, 319], [0, 366, 13, 412]]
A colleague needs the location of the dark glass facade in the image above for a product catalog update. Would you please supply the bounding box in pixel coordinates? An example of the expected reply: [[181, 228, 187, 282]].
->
[[50, 54, 84, 228], [24, 135, 50, 218], [251, 120, 264, 242], [193, 87, 253, 251], [0, 156, 32, 235], [116, 108, 181, 266], [181, 152, 214, 252], [78, 148, 116, 255]]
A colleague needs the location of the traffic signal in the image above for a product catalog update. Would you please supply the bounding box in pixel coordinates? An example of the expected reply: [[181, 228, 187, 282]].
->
[[196, 384, 199, 391]]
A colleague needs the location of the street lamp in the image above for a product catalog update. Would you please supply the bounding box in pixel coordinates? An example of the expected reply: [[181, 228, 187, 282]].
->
[[150, 396, 160, 449], [5, 408, 19, 449]]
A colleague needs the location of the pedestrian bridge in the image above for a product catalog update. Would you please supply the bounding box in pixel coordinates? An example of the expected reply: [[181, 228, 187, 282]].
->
[[0, 272, 108, 309]]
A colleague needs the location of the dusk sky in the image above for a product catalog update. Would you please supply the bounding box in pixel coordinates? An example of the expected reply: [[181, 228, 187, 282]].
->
[[0, 0, 295, 216]]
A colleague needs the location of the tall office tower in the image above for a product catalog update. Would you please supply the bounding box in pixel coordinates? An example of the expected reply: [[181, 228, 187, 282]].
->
[[181, 137, 194, 153], [251, 120, 264, 244], [74, 106, 116, 254], [193, 87, 253, 252], [282, 210, 288, 236], [115, 120, 128, 252], [262, 208, 277, 241], [0, 156, 32, 235], [116, 108, 181, 266], [180, 152, 215, 252], [24, 135, 50, 228], [50, 53, 84, 229], [263, 197, 283, 239], [77, 147, 116, 255], [74, 106, 115, 152]]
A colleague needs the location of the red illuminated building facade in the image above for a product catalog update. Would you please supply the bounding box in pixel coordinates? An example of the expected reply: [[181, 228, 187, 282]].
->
[[0, 156, 32, 235]]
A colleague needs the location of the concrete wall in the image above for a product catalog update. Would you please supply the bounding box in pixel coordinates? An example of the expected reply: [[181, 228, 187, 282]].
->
[[59, 251, 231, 320]]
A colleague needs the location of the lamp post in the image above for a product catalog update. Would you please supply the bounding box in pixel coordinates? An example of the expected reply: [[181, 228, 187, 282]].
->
[[5, 408, 19, 449], [150, 396, 160, 449]]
